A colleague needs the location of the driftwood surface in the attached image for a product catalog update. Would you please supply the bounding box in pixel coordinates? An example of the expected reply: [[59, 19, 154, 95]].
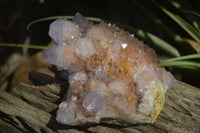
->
[[0, 81, 200, 133]]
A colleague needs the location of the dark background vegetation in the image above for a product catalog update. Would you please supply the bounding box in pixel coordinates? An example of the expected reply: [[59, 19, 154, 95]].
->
[[0, 0, 199, 87]]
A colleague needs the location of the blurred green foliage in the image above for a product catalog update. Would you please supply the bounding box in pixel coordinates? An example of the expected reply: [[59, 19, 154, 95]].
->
[[0, 0, 200, 86], [24, 0, 200, 70]]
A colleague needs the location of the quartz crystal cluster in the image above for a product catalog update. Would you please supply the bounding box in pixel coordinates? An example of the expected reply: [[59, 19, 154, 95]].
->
[[43, 13, 177, 125]]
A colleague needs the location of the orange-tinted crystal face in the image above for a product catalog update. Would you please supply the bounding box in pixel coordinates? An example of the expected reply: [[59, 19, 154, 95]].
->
[[44, 13, 176, 125]]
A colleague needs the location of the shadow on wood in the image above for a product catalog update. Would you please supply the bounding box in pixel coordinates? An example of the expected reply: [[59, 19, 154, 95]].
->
[[0, 81, 199, 133]]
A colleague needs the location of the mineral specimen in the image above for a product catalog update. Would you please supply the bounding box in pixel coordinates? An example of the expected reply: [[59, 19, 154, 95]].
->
[[43, 13, 177, 125]]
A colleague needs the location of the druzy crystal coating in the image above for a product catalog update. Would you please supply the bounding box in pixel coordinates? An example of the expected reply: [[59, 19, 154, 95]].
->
[[44, 13, 176, 125]]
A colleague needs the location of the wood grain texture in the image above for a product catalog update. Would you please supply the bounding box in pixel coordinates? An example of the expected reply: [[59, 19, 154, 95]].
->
[[0, 81, 199, 133]]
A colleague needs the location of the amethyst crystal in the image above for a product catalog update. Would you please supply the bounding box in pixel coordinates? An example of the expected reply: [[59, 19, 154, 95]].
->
[[44, 13, 176, 125]]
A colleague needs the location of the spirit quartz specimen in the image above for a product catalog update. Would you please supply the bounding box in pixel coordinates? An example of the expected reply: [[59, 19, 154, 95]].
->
[[43, 13, 177, 125]]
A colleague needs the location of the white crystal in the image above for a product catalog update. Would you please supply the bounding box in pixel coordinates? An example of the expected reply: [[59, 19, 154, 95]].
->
[[44, 13, 177, 125], [83, 92, 106, 112], [108, 80, 127, 94], [43, 45, 65, 68], [75, 38, 96, 59], [121, 43, 128, 49], [49, 19, 79, 45], [56, 101, 77, 124], [69, 71, 88, 86]]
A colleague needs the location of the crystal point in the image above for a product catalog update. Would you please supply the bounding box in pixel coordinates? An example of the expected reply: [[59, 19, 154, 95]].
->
[[44, 13, 177, 125]]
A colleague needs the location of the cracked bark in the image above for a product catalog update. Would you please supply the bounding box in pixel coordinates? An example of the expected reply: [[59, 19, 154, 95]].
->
[[0, 81, 199, 133]]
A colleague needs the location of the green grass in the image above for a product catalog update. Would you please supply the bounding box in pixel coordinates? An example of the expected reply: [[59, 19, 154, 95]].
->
[[0, 43, 49, 50], [1, 0, 200, 72], [159, 54, 200, 69], [106, 20, 180, 57], [27, 16, 101, 31]]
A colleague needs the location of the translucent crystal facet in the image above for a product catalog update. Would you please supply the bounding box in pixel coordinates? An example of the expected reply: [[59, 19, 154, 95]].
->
[[44, 13, 177, 125]]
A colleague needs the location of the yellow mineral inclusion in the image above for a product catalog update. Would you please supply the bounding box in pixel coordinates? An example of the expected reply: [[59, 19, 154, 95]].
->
[[44, 13, 177, 125], [150, 81, 165, 122], [128, 97, 135, 102]]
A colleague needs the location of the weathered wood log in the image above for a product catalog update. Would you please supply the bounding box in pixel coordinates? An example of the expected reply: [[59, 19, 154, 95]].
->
[[0, 81, 200, 133]]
